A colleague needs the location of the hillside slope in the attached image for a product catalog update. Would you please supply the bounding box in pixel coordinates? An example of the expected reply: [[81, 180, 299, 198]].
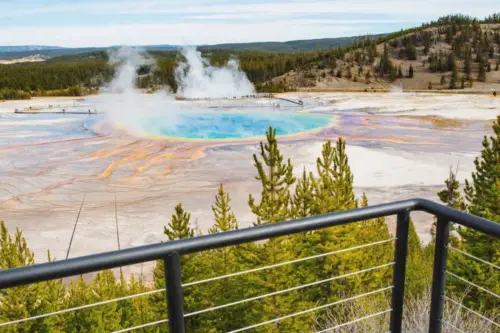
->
[[267, 15, 500, 92]]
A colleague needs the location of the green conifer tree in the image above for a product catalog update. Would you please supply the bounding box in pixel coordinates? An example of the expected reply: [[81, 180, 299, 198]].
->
[[448, 116, 499, 311], [450, 65, 458, 89], [209, 184, 238, 234], [291, 169, 315, 219], [464, 54, 472, 79], [478, 59, 486, 82], [203, 184, 244, 332], [0, 221, 52, 333], [314, 139, 356, 214], [408, 64, 414, 78], [437, 167, 466, 211], [64, 271, 123, 333], [246, 128, 303, 332], [248, 126, 296, 225], [151, 203, 196, 332], [405, 218, 432, 296]]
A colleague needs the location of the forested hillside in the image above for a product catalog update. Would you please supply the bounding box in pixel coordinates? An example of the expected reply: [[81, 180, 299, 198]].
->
[[1, 116, 499, 332], [270, 14, 500, 91], [1, 13, 500, 100]]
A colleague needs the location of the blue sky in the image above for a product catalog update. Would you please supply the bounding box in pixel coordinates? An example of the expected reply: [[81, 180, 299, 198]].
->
[[0, 0, 497, 47]]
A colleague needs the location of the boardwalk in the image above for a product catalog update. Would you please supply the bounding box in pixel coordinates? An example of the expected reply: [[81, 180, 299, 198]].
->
[[14, 110, 99, 115]]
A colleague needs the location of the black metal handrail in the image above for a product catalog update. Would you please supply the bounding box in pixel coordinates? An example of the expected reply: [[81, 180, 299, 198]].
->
[[0, 198, 499, 333]]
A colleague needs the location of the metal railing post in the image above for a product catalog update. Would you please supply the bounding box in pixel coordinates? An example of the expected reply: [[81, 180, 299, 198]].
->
[[390, 210, 410, 333], [164, 253, 186, 333], [428, 217, 450, 333]]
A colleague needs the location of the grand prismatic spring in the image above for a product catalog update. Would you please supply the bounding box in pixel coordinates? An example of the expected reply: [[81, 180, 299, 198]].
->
[[0, 48, 498, 280]]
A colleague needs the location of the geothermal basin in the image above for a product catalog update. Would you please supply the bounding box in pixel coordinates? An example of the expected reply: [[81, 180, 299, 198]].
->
[[144, 110, 331, 140], [0, 92, 498, 281]]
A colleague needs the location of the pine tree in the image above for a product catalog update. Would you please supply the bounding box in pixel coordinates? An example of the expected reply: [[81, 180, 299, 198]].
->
[[380, 43, 392, 76], [164, 203, 194, 240], [389, 67, 398, 81], [464, 54, 472, 79], [151, 203, 195, 332], [291, 169, 315, 219], [36, 252, 66, 333], [119, 274, 155, 332], [478, 59, 486, 82], [0, 221, 51, 333], [63, 271, 123, 333], [437, 167, 466, 210], [428, 81, 433, 90], [408, 64, 414, 78], [398, 65, 403, 78], [249, 126, 295, 225], [245, 128, 304, 331], [448, 116, 500, 311], [209, 184, 237, 233], [203, 184, 244, 332], [314, 139, 356, 214], [405, 218, 432, 296], [463, 115, 499, 243], [353, 194, 393, 292], [447, 52, 457, 72], [449, 65, 458, 89]]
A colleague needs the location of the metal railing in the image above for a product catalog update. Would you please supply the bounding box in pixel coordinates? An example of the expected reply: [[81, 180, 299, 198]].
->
[[0, 198, 499, 333]]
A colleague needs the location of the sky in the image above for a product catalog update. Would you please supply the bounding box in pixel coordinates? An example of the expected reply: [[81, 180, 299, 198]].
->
[[0, 0, 497, 47]]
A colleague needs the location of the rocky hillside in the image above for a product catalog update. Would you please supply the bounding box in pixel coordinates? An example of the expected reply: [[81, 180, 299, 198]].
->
[[268, 15, 500, 92]]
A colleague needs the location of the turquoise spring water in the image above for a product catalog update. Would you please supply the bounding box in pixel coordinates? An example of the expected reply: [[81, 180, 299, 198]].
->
[[144, 111, 331, 139]]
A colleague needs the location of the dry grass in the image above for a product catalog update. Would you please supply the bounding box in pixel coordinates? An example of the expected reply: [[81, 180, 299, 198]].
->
[[318, 290, 498, 332]]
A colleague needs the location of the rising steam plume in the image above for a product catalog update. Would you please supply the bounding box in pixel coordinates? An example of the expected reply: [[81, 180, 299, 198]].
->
[[175, 46, 255, 99], [98, 46, 256, 135]]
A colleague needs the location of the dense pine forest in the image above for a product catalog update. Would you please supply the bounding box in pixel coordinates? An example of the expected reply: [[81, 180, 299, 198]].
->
[[1, 13, 500, 100], [1, 116, 498, 332]]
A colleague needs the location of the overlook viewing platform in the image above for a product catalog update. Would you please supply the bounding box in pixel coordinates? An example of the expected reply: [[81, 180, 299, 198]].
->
[[0, 198, 498, 333]]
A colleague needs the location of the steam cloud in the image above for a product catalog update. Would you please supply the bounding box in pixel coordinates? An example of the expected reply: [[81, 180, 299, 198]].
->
[[97, 47, 180, 135], [97, 46, 256, 135], [175, 46, 255, 99]]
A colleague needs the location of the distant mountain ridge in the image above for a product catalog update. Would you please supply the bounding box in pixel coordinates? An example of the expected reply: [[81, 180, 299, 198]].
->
[[199, 35, 386, 52], [0, 45, 64, 52], [0, 35, 385, 59]]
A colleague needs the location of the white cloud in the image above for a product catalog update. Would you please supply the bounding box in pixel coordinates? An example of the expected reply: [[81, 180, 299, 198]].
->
[[1, 0, 497, 46], [91, 0, 496, 18], [5, 0, 496, 19], [0, 22, 361, 47]]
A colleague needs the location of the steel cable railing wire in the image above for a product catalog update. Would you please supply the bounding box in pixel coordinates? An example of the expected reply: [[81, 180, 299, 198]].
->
[[442, 320, 467, 333], [226, 286, 394, 333], [184, 262, 395, 318], [111, 319, 169, 333], [314, 309, 392, 333], [183, 238, 395, 288], [0, 238, 394, 328], [0, 288, 164, 327], [448, 246, 500, 271], [446, 271, 500, 300], [444, 296, 500, 328]]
